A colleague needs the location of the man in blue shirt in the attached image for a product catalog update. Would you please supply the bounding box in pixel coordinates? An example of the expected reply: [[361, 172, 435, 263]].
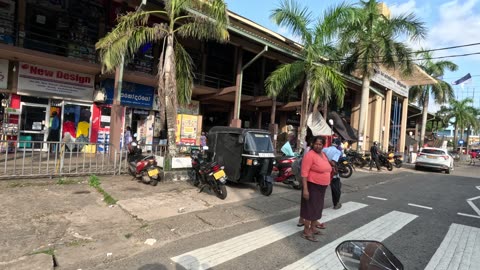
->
[[323, 139, 343, 209]]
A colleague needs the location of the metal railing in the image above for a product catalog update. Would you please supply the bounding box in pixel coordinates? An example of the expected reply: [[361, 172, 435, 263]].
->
[[0, 140, 193, 179]]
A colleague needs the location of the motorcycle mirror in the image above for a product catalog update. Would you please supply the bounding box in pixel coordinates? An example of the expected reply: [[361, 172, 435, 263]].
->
[[335, 240, 403, 270]]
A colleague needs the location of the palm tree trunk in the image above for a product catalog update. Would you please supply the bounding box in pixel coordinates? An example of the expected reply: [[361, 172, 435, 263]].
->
[[453, 123, 458, 149], [157, 41, 166, 134], [164, 34, 178, 157], [298, 79, 311, 152], [420, 94, 429, 147], [357, 75, 371, 151]]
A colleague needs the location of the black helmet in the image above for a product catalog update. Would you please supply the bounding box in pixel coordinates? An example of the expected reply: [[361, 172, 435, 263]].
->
[[333, 139, 341, 146]]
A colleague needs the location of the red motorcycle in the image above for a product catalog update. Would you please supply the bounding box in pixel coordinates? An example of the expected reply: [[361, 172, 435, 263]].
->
[[127, 141, 162, 186], [272, 156, 302, 190]]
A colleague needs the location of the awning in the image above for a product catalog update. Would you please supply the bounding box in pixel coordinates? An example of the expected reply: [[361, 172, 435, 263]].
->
[[328, 111, 358, 141], [307, 110, 332, 136]]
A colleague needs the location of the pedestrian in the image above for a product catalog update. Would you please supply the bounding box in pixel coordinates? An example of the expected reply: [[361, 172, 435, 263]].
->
[[469, 150, 477, 165], [47, 111, 60, 152], [200, 132, 207, 147], [323, 139, 343, 209], [124, 126, 133, 148], [369, 141, 381, 171], [298, 136, 332, 242]]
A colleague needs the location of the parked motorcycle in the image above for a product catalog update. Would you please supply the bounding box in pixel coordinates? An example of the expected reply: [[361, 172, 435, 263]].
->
[[273, 156, 302, 190], [127, 141, 162, 186], [345, 150, 368, 168], [336, 240, 403, 270], [189, 146, 228, 200], [393, 153, 403, 168], [378, 152, 394, 171], [337, 156, 353, 178]]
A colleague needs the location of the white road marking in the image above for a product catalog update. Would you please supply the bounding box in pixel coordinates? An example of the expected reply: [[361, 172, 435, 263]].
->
[[170, 201, 367, 270], [281, 211, 418, 270], [367, 196, 388, 201], [425, 223, 480, 270], [408, 203, 433, 210], [458, 194, 480, 219]]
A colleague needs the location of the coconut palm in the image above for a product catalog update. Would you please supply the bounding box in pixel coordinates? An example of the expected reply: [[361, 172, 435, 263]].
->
[[337, 0, 426, 150], [439, 98, 479, 149], [96, 0, 229, 157], [265, 0, 350, 151], [409, 51, 457, 147]]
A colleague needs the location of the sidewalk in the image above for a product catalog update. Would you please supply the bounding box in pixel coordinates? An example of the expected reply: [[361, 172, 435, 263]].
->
[[0, 166, 414, 270]]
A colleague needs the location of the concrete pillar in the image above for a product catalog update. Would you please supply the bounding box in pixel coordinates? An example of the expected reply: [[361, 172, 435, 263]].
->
[[230, 48, 243, 128], [399, 97, 409, 156], [371, 95, 382, 146], [382, 90, 392, 151]]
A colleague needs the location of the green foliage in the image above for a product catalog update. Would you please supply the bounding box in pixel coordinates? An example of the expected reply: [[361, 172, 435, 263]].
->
[[29, 248, 55, 256], [88, 175, 117, 205]]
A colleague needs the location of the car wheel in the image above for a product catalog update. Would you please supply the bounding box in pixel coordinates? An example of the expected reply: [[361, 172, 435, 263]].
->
[[415, 165, 420, 171], [445, 168, 450, 174]]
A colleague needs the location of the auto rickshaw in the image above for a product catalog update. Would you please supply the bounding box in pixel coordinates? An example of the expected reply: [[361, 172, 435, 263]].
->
[[206, 126, 275, 196]]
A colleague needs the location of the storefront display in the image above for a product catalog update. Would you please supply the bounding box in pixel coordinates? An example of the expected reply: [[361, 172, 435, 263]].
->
[[176, 114, 202, 145]]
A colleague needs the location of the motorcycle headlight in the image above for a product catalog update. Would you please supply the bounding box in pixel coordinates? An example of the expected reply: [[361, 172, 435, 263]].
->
[[272, 160, 276, 165], [253, 160, 259, 166]]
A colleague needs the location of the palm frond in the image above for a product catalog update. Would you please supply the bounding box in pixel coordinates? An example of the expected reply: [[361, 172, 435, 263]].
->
[[309, 64, 346, 107], [175, 42, 194, 105], [265, 61, 305, 97], [388, 12, 427, 41], [270, 0, 313, 44], [175, 18, 228, 41]]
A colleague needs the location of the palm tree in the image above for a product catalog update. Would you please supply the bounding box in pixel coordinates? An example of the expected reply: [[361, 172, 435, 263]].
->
[[337, 0, 426, 150], [409, 51, 457, 147], [96, 0, 229, 157], [265, 0, 349, 151], [439, 98, 479, 149]]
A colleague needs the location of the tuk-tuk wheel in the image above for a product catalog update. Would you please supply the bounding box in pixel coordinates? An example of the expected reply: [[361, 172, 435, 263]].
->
[[260, 181, 273, 196]]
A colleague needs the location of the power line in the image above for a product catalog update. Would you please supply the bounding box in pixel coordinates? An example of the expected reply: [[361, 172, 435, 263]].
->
[[414, 42, 480, 54], [329, 51, 480, 64]]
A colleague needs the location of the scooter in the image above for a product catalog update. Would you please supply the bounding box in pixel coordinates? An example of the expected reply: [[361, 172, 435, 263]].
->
[[393, 153, 403, 168], [378, 152, 394, 171], [127, 140, 162, 186], [336, 240, 403, 270], [272, 156, 302, 189]]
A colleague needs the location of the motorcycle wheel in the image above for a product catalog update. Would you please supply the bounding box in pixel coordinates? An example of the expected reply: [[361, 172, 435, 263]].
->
[[394, 159, 403, 168], [260, 181, 273, 196], [386, 162, 393, 171], [289, 176, 302, 190], [215, 184, 228, 200], [339, 164, 353, 178]]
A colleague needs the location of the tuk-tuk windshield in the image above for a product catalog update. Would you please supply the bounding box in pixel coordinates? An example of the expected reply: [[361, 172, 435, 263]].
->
[[244, 133, 274, 152]]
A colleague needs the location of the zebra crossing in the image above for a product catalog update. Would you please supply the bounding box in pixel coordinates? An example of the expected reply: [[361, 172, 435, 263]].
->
[[170, 201, 480, 270]]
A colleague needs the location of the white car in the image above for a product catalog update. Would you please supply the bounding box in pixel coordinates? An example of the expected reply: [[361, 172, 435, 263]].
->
[[415, 147, 454, 174]]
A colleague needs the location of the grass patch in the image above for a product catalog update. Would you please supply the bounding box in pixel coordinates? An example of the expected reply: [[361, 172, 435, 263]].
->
[[124, 233, 133, 239], [89, 175, 117, 205], [140, 224, 149, 229], [30, 248, 55, 256], [56, 177, 79, 185]]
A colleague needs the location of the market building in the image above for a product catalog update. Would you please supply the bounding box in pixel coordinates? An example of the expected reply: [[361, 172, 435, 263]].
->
[[0, 0, 435, 163]]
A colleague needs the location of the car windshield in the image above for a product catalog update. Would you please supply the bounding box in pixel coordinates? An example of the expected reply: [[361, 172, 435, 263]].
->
[[244, 133, 274, 152], [421, 149, 445, 155]]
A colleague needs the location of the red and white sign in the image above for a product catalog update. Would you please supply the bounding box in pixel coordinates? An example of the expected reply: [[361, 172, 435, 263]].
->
[[17, 62, 94, 101], [0, 59, 8, 89]]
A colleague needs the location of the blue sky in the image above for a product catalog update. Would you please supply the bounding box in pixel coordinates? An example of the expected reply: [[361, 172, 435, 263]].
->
[[224, 0, 480, 110]]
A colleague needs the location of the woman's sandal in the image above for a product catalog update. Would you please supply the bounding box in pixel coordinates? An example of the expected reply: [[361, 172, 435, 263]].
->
[[312, 230, 324, 235], [301, 233, 318, 242], [315, 223, 326, 229], [297, 223, 304, 227]]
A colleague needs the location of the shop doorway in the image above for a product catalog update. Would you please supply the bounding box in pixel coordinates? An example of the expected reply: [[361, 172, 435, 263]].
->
[[19, 103, 48, 150]]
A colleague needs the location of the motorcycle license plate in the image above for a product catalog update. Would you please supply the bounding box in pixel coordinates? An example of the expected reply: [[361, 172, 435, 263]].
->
[[342, 161, 348, 164], [213, 170, 226, 180], [148, 168, 159, 177]]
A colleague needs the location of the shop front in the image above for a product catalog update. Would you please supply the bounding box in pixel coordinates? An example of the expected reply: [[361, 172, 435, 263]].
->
[[99, 79, 155, 150], [14, 62, 95, 150]]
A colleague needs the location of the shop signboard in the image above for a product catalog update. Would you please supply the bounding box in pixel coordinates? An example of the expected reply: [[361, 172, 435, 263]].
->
[[17, 62, 94, 100], [103, 79, 154, 108], [176, 114, 198, 145], [0, 59, 8, 89], [372, 68, 409, 97]]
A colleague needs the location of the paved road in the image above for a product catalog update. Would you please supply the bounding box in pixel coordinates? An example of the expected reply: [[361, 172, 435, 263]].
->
[[100, 165, 480, 270]]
